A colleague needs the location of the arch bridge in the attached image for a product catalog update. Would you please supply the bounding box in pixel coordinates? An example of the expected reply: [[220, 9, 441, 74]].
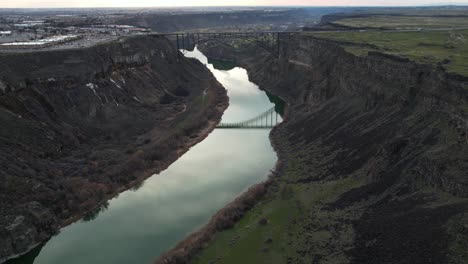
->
[[156, 31, 295, 57], [216, 107, 281, 129]]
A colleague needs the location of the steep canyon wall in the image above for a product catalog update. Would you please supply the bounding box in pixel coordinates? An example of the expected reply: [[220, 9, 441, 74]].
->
[[186, 35, 468, 263]]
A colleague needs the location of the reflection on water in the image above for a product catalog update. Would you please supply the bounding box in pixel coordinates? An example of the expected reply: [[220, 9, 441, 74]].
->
[[6, 243, 44, 264], [266, 91, 285, 116], [184, 48, 279, 123], [82, 201, 109, 222], [8, 47, 279, 264], [207, 57, 237, 71]]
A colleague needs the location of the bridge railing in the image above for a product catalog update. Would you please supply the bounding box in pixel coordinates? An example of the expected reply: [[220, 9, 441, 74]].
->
[[216, 107, 281, 129]]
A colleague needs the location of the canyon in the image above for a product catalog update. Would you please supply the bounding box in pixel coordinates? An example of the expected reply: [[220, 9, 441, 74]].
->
[[1, 7, 468, 264]]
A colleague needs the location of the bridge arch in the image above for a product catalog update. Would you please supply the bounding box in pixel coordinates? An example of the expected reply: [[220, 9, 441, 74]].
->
[[157, 32, 293, 57]]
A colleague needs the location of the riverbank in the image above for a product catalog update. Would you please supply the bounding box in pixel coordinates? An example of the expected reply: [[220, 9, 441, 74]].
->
[[161, 34, 468, 263], [155, 122, 288, 264], [0, 35, 228, 263], [60, 86, 229, 228]]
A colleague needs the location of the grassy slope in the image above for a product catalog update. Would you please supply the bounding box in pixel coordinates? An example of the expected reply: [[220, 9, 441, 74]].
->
[[355, 7, 468, 16], [309, 30, 468, 76], [191, 136, 468, 264], [191, 146, 365, 264]]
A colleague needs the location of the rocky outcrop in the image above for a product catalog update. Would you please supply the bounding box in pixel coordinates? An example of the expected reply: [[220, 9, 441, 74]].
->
[[0, 35, 228, 263], [189, 35, 468, 263]]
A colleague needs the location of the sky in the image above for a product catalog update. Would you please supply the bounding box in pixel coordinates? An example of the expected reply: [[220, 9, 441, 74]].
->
[[1, 0, 467, 8]]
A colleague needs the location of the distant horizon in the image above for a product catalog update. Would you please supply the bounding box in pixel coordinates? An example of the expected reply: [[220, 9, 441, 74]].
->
[[0, 3, 468, 9], [2, 4, 468, 8], [1, 1, 468, 9]]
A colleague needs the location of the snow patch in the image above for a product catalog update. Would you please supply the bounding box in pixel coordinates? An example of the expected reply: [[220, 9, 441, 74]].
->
[[86, 83, 103, 105], [110, 78, 122, 89], [0, 80, 6, 93], [86, 83, 96, 90], [111, 95, 120, 107]]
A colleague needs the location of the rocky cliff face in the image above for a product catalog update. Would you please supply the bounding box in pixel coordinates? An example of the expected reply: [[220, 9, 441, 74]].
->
[[0, 35, 228, 262], [194, 35, 468, 263]]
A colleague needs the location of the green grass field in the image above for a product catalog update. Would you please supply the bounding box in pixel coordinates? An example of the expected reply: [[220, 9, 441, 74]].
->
[[335, 16, 468, 29], [332, 7, 468, 17], [310, 30, 468, 76]]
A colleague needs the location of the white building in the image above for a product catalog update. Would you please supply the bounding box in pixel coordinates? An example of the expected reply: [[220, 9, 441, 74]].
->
[[0, 31, 12, 36], [0, 34, 81, 49]]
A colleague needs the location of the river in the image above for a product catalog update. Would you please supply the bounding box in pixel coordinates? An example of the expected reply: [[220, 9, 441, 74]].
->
[[7, 47, 282, 264]]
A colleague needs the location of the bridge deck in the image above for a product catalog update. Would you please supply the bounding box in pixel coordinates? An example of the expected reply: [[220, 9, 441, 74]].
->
[[216, 107, 281, 129]]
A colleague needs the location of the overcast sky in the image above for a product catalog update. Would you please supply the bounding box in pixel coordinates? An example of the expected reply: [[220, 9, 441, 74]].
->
[[1, 0, 467, 8]]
